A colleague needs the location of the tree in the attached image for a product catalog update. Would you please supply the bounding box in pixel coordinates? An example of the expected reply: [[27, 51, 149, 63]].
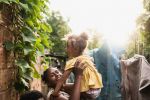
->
[[136, 0, 150, 62], [47, 11, 71, 55], [126, 0, 150, 62], [87, 29, 103, 50]]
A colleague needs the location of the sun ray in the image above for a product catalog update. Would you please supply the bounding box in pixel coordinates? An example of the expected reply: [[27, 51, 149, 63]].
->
[[50, 0, 143, 47]]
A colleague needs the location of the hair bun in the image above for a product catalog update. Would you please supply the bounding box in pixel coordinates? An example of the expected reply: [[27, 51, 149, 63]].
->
[[80, 32, 88, 40]]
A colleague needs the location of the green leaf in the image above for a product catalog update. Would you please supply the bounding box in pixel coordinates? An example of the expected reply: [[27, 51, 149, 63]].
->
[[16, 0, 19, 3], [14, 81, 27, 92], [40, 34, 49, 48], [35, 42, 44, 53], [41, 24, 52, 33], [19, 2, 30, 11], [0, 0, 18, 3], [43, 64, 48, 71], [39, 33, 50, 48], [0, 0, 9, 4], [33, 71, 40, 78], [30, 54, 37, 62], [32, 66, 40, 78], [24, 45, 33, 55], [16, 59, 31, 74], [18, 65, 26, 74], [3, 41, 14, 51], [26, 19, 34, 27], [42, 38, 49, 47], [10, 0, 19, 3], [36, 51, 43, 56], [36, 38, 41, 44], [21, 78, 29, 87], [23, 74, 32, 81], [21, 33, 36, 43], [15, 59, 30, 69]]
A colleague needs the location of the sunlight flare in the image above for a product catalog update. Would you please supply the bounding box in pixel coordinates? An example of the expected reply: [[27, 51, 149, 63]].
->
[[50, 0, 143, 47]]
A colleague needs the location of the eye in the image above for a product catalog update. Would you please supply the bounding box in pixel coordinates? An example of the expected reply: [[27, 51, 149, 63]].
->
[[50, 74, 55, 77]]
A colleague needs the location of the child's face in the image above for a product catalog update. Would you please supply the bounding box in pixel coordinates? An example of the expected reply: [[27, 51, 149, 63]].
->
[[47, 68, 62, 87], [66, 41, 74, 57]]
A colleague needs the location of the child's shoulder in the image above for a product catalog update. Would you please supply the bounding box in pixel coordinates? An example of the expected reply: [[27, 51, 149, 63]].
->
[[66, 55, 93, 67], [77, 55, 93, 62], [67, 57, 77, 63], [66, 58, 77, 67]]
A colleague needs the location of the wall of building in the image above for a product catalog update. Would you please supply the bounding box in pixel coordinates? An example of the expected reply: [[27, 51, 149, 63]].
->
[[0, 4, 18, 100], [0, 4, 43, 100]]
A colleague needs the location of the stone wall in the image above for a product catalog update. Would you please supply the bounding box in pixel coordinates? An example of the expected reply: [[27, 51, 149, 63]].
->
[[0, 4, 18, 100]]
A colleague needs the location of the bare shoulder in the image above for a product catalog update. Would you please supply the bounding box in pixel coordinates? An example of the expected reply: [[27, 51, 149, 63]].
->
[[47, 89, 69, 100]]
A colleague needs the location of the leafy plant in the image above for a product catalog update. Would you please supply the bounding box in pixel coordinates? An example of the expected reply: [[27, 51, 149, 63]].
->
[[1, 0, 52, 92], [47, 11, 71, 55], [126, 0, 150, 62]]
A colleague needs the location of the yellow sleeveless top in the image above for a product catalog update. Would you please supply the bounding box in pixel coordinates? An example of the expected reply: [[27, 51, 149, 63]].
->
[[65, 55, 103, 92]]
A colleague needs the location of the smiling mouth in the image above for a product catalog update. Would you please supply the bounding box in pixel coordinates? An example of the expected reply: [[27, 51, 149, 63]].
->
[[57, 75, 61, 80]]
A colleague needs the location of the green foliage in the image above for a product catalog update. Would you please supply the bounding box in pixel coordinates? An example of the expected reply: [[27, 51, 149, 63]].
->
[[136, 7, 150, 58], [3, 41, 14, 51], [88, 30, 103, 50], [1, 0, 52, 92], [47, 11, 71, 55], [143, 0, 150, 11], [0, 0, 19, 4], [126, 0, 150, 61], [125, 32, 137, 58]]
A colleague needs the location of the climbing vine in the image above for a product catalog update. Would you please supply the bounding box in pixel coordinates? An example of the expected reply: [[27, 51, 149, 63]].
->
[[0, 0, 52, 92]]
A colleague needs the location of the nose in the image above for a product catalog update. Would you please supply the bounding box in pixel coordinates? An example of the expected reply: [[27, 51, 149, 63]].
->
[[55, 71, 62, 78]]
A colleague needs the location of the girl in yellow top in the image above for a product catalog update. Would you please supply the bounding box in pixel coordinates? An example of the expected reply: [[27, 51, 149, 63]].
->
[[52, 32, 103, 99]]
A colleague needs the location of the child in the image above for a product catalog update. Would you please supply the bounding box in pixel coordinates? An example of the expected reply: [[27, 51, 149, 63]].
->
[[20, 90, 46, 100], [52, 32, 103, 99]]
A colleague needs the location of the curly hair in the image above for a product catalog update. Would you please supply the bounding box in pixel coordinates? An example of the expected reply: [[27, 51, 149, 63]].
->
[[41, 68, 49, 84], [65, 32, 89, 55], [20, 90, 46, 100]]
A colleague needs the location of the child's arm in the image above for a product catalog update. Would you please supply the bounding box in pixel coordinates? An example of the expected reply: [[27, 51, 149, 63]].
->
[[52, 69, 72, 96]]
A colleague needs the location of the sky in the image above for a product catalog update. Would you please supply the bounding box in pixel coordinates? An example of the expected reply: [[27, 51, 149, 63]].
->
[[50, 0, 143, 47]]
